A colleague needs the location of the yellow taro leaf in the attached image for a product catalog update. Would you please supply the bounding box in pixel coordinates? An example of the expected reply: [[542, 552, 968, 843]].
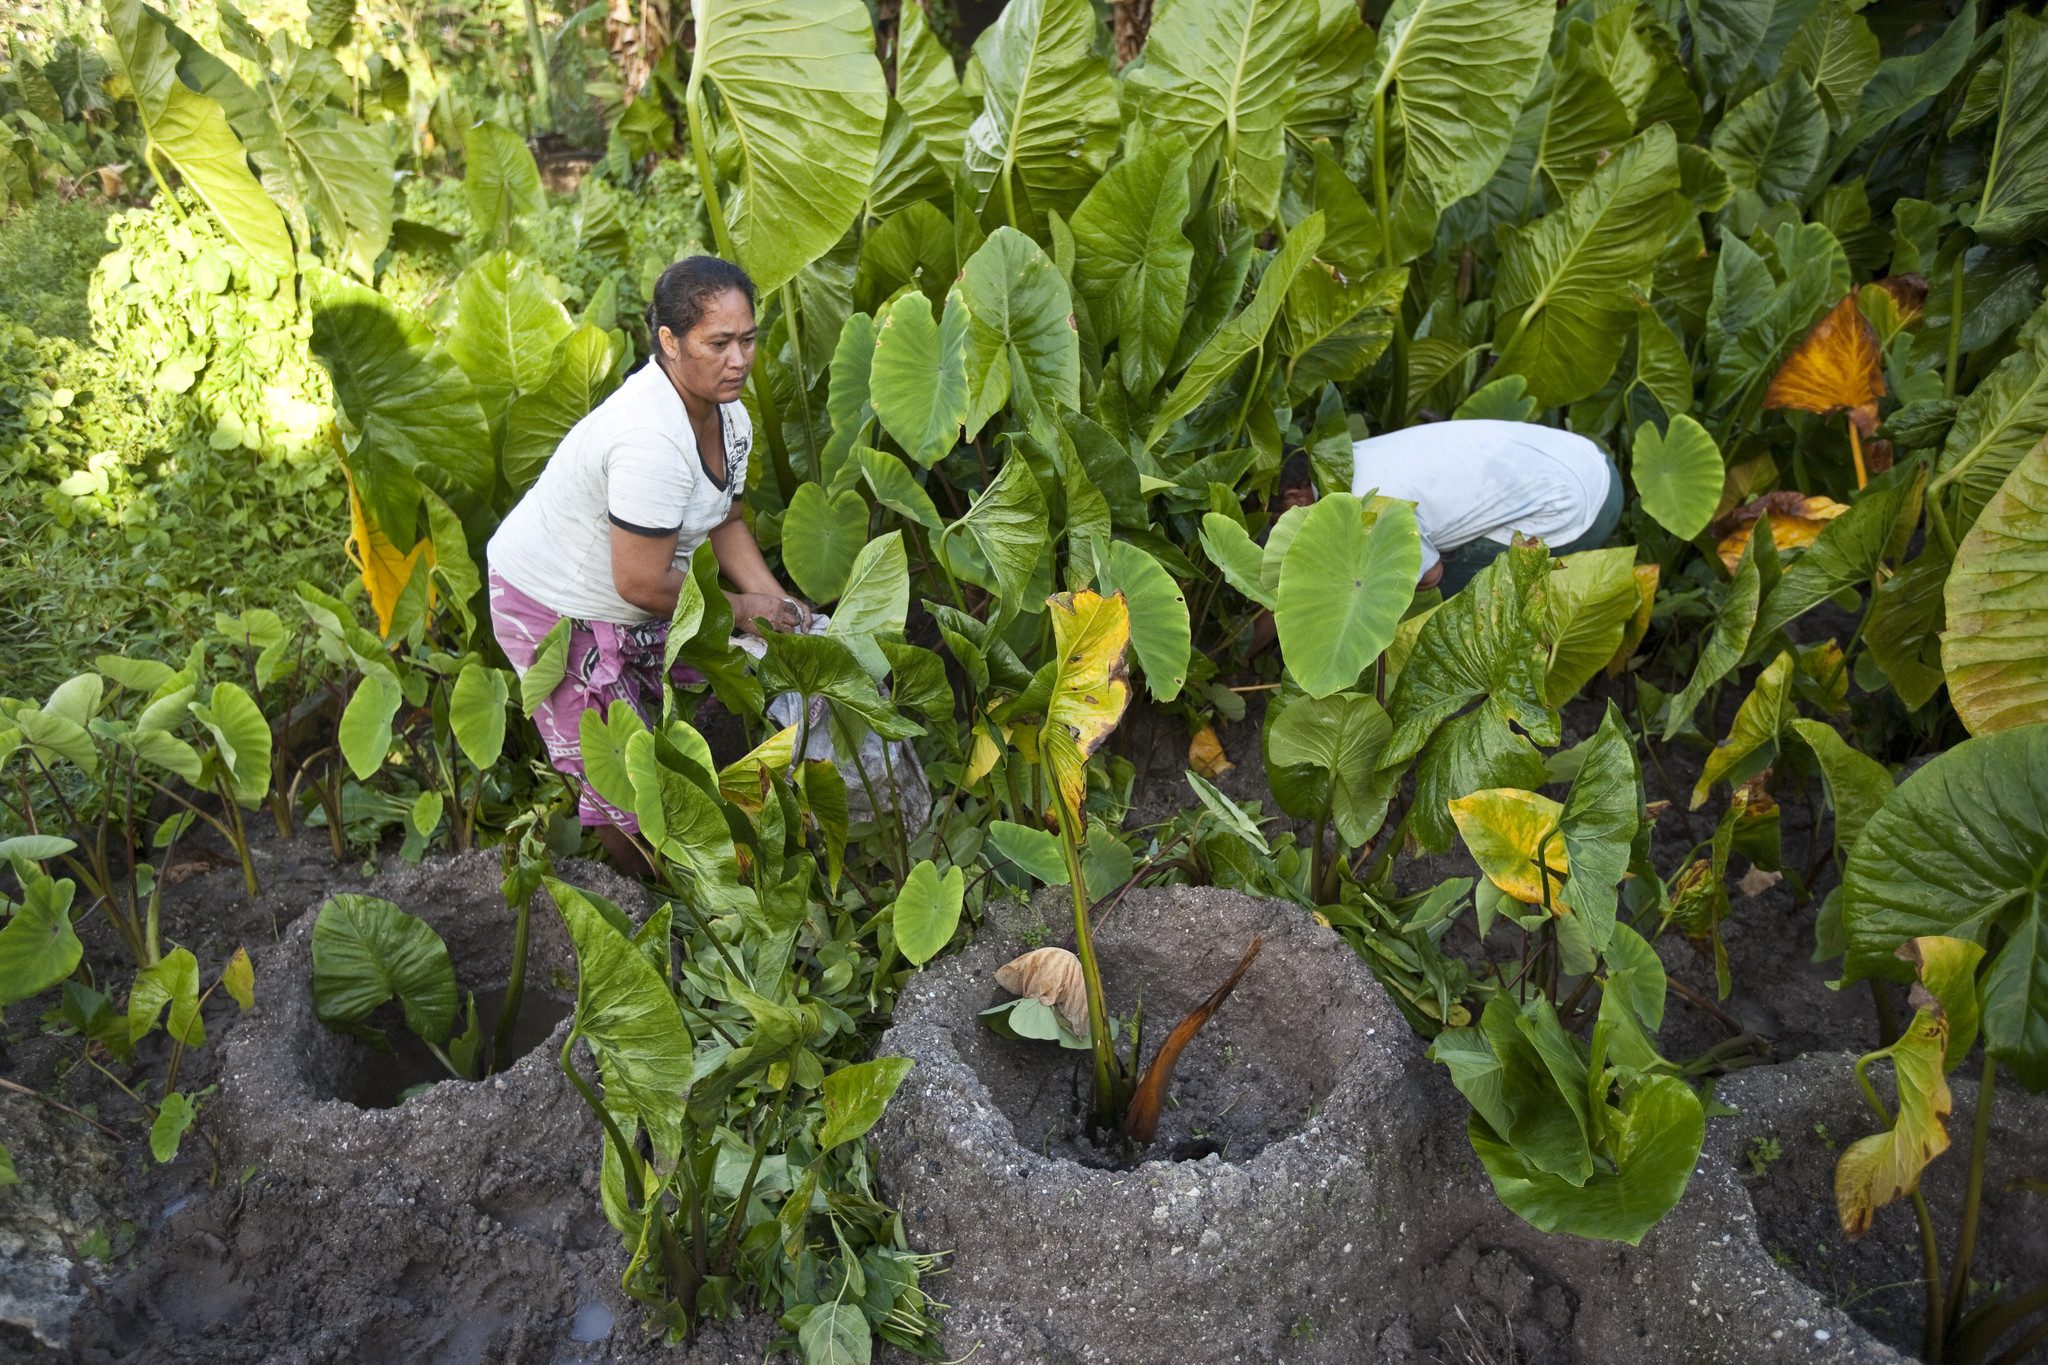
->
[[1835, 1009, 1952, 1240], [1605, 563, 1661, 677], [220, 946, 254, 1009], [1447, 788, 1573, 915], [346, 482, 434, 637], [1764, 293, 1885, 432], [717, 723, 801, 811], [1188, 723, 1234, 779], [965, 723, 1001, 787], [1041, 590, 1132, 819], [1714, 493, 1848, 573]]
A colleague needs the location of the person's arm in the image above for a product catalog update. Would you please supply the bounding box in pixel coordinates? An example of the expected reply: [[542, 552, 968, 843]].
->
[[708, 505, 810, 634], [610, 524, 688, 616]]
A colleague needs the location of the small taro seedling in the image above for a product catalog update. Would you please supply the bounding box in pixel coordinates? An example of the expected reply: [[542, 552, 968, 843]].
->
[[311, 893, 509, 1088], [985, 590, 1265, 1145]]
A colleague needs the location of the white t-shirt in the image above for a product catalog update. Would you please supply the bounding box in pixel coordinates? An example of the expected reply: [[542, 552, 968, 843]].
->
[[488, 360, 751, 624], [1349, 420, 1611, 576]]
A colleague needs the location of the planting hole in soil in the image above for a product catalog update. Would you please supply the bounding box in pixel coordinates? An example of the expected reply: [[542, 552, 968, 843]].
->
[[966, 910, 1338, 1168], [340, 986, 574, 1108]]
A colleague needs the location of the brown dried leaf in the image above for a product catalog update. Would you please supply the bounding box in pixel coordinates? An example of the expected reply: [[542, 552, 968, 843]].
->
[[1122, 936, 1263, 1144], [995, 946, 1090, 1036], [1714, 492, 1848, 572], [1187, 723, 1233, 779]]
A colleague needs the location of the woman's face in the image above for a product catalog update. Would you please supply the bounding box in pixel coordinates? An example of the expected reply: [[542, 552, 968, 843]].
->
[[660, 288, 756, 405]]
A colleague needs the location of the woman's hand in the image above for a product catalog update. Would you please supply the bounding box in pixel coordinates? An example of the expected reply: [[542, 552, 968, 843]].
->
[[730, 592, 812, 636]]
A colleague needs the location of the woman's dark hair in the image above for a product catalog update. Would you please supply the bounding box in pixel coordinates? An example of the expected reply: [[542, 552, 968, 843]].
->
[[647, 256, 756, 343]]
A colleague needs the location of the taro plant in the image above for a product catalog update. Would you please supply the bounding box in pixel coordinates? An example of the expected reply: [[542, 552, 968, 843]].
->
[[1836, 725, 2048, 1363], [544, 708, 944, 1354], [0, 853, 254, 1170], [1, 659, 271, 964]]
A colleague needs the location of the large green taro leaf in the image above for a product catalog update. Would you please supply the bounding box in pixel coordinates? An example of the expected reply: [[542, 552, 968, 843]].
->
[[1783, 0, 1879, 130], [1275, 493, 1421, 699], [689, 0, 887, 294], [1095, 540, 1189, 703], [0, 866, 82, 1008], [781, 482, 869, 604], [462, 121, 540, 247], [890, 861, 963, 968], [1974, 13, 2048, 247], [1842, 725, 2048, 1091], [1368, 0, 1551, 212], [1285, 0, 1375, 144], [1263, 690, 1393, 848], [1559, 703, 1641, 952], [941, 453, 1049, 614], [1386, 538, 1557, 765], [1748, 463, 1921, 657], [1662, 520, 1772, 740], [958, 227, 1078, 440], [1787, 718, 1891, 865], [444, 250, 574, 433], [1632, 415, 1723, 541], [1469, 1071, 1705, 1245], [1122, 0, 1318, 224], [1492, 125, 1680, 407], [1945, 439, 2048, 736], [1544, 547, 1640, 708], [1279, 259, 1407, 402], [1935, 300, 2048, 531], [895, 0, 973, 166], [503, 326, 620, 494], [311, 894, 458, 1045], [104, 0, 293, 275], [870, 290, 968, 468], [548, 877, 693, 1165], [1411, 705, 1549, 854], [960, 0, 1119, 222], [1710, 75, 1827, 208], [1148, 212, 1324, 449], [310, 274, 494, 546], [827, 531, 910, 677], [1704, 223, 1848, 430], [1069, 137, 1193, 400], [193, 680, 272, 807], [163, 22, 394, 279]]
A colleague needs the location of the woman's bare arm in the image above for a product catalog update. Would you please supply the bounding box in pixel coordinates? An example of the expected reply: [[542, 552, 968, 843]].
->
[[609, 525, 688, 616]]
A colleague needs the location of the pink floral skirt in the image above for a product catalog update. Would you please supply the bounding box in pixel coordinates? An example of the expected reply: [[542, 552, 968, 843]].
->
[[487, 571, 703, 829]]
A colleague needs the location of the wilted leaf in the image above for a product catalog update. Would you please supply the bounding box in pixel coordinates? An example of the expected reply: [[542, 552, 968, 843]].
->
[[1188, 724, 1233, 780], [1449, 788, 1572, 914], [1122, 936, 1263, 1143], [1715, 492, 1847, 572], [345, 477, 433, 638], [1040, 590, 1132, 818], [1763, 292, 1884, 436], [1835, 1009, 1950, 1239], [995, 945, 1089, 1035]]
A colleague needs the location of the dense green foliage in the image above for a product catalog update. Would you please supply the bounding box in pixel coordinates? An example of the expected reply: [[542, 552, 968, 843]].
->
[[6, 0, 2048, 1357]]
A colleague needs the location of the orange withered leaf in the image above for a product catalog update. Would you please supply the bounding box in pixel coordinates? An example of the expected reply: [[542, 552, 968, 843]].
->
[[1765, 293, 1885, 435], [1714, 492, 1848, 572]]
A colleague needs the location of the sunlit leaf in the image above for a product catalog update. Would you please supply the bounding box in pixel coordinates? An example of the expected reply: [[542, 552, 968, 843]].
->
[[1449, 788, 1572, 914], [1040, 590, 1131, 818]]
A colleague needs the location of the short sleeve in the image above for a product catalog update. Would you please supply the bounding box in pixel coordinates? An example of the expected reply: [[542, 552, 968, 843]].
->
[[722, 402, 753, 492], [604, 433, 690, 536]]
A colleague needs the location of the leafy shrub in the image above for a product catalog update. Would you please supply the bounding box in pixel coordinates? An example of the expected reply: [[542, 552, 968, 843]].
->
[[88, 193, 335, 487]]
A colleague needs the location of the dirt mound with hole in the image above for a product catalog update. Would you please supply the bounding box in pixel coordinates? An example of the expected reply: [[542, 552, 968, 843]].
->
[[52, 852, 774, 1364], [876, 886, 1919, 1364]]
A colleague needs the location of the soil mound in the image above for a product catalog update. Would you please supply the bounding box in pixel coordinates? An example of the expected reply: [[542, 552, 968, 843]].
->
[[876, 886, 1920, 1364]]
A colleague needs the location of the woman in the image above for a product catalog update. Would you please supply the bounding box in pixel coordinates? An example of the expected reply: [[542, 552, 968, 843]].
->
[[487, 255, 807, 867]]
